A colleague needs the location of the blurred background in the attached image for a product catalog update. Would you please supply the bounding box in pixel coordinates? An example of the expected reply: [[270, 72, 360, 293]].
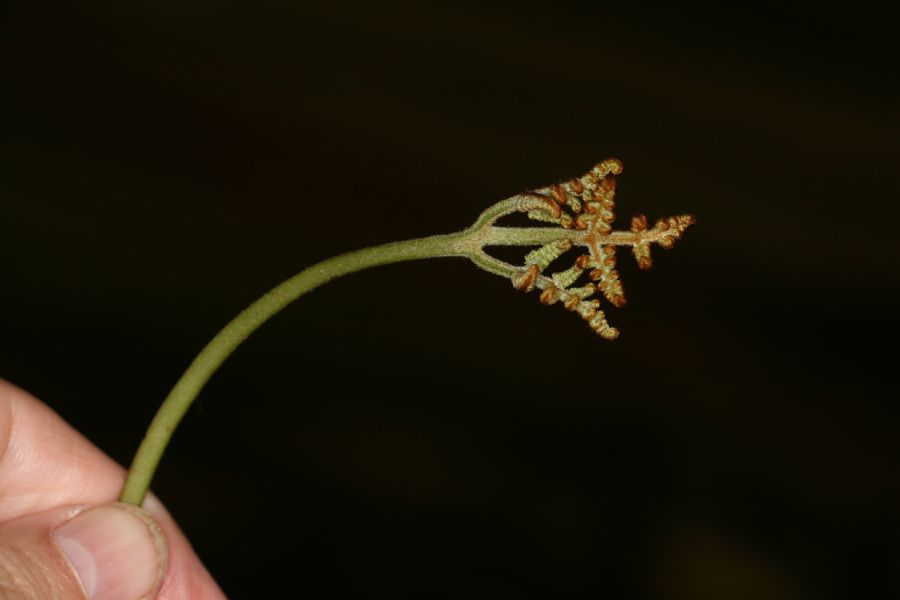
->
[[2, 1, 899, 597]]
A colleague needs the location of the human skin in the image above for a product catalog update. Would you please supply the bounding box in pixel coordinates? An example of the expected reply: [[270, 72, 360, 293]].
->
[[0, 379, 226, 599]]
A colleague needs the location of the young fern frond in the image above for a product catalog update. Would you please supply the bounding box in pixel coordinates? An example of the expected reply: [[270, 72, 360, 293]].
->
[[119, 159, 695, 506], [470, 158, 695, 339]]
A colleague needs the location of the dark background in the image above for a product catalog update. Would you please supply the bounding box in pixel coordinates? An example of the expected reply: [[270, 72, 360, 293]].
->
[[3, 1, 899, 598]]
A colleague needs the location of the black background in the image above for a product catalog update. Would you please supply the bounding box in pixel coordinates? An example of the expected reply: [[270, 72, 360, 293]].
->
[[3, 1, 899, 598]]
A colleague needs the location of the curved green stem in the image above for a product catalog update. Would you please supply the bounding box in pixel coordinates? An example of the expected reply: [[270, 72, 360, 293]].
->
[[120, 231, 470, 505], [120, 195, 586, 506]]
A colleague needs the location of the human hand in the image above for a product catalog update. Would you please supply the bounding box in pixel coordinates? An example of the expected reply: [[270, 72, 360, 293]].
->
[[0, 379, 226, 599]]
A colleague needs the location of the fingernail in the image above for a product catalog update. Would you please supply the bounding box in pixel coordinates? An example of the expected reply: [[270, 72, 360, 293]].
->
[[52, 503, 168, 600]]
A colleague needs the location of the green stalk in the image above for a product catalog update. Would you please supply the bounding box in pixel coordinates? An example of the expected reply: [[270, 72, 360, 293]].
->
[[119, 231, 470, 505], [119, 200, 580, 505]]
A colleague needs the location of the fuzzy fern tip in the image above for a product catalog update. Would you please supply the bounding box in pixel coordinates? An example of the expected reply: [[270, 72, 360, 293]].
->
[[502, 159, 695, 340]]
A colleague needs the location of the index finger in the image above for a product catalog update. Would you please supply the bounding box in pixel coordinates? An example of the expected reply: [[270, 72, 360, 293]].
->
[[0, 378, 124, 520]]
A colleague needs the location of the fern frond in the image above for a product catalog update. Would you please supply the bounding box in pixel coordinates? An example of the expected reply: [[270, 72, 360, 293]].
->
[[504, 159, 695, 339]]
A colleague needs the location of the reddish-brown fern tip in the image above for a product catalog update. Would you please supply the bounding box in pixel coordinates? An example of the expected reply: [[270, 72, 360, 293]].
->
[[512, 159, 695, 340]]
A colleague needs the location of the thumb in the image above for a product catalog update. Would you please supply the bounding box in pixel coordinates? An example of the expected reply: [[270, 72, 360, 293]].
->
[[0, 503, 168, 600]]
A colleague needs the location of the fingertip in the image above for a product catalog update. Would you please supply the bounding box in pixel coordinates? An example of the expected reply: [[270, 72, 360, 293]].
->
[[0, 380, 124, 519], [53, 503, 169, 600]]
